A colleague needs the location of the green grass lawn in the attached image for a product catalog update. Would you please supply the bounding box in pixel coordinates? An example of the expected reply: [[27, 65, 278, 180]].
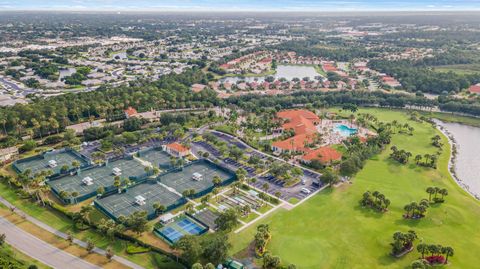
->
[[1, 243, 51, 269], [434, 64, 480, 75], [230, 108, 480, 268]]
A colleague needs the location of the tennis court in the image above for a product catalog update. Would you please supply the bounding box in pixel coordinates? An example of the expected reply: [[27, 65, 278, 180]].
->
[[158, 160, 234, 195], [48, 158, 149, 203], [94, 180, 184, 220], [155, 215, 208, 244], [14, 149, 89, 176], [190, 208, 219, 230], [137, 148, 172, 169]]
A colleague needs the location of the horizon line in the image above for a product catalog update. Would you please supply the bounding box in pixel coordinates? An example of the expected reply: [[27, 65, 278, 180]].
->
[[1, 9, 480, 12]]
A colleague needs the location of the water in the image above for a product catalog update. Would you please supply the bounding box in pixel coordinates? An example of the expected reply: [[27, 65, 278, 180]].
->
[[58, 68, 76, 81], [112, 51, 127, 60], [334, 124, 357, 137], [220, 65, 323, 83], [436, 120, 480, 197]]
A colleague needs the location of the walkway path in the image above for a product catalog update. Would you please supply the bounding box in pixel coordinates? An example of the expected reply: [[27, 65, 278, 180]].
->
[[0, 196, 145, 269], [0, 216, 100, 269]]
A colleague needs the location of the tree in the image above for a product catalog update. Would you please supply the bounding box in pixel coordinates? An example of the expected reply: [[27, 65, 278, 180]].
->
[[263, 252, 281, 269], [106, 247, 114, 261], [79, 205, 93, 224], [125, 211, 148, 235], [192, 263, 203, 269], [236, 167, 247, 183], [205, 263, 215, 269], [439, 188, 448, 199], [201, 233, 231, 265], [426, 187, 436, 201], [0, 233, 5, 246], [153, 203, 166, 216], [212, 175, 222, 187], [97, 186, 105, 197], [86, 240, 95, 253], [71, 191, 79, 204], [411, 260, 426, 269], [321, 168, 338, 187], [173, 235, 201, 266], [215, 208, 239, 232], [66, 232, 74, 245], [442, 246, 454, 264], [417, 243, 428, 259]]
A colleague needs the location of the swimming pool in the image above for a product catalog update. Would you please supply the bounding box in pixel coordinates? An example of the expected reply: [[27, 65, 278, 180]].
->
[[334, 124, 357, 137]]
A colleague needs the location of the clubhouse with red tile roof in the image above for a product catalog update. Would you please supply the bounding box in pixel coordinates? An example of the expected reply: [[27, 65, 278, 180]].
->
[[272, 109, 321, 154]]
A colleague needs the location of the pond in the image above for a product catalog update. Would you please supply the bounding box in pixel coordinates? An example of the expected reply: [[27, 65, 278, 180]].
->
[[220, 65, 323, 83], [112, 51, 127, 60], [58, 68, 76, 81], [436, 120, 480, 197]]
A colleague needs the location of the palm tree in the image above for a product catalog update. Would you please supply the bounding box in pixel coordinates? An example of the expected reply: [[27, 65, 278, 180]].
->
[[414, 155, 422, 165], [404, 204, 413, 218], [212, 187, 219, 202], [262, 183, 269, 193], [113, 177, 121, 193], [383, 199, 391, 210], [441, 246, 454, 264], [153, 202, 164, 216], [439, 188, 448, 199], [80, 205, 93, 224], [71, 191, 79, 204], [433, 187, 440, 199], [417, 243, 428, 259], [426, 187, 435, 201], [212, 175, 222, 187]]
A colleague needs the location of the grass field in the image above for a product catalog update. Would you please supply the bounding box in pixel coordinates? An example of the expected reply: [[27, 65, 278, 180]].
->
[[1, 243, 51, 269], [230, 108, 480, 268], [434, 64, 480, 75]]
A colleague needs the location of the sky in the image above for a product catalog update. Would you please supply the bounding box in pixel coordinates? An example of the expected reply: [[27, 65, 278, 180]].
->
[[1, 0, 480, 11]]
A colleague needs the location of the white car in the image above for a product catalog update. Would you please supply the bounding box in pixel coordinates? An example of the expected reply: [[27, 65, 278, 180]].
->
[[301, 188, 311, 194]]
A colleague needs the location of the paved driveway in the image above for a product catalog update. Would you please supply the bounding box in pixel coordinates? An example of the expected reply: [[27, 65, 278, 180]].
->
[[0, 216, 101, 269]]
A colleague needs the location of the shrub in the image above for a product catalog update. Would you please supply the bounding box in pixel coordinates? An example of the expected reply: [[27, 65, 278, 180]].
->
[[126, 244, 151, 254], [43, 135, 63, 145], [426, 255, 445, 264], [19, 140, 37, 152]]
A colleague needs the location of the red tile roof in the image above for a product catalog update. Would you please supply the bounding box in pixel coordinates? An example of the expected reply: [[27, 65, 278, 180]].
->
[[272, 133, 316, 152], [277, 109, 320, 124], [469, 84, 480, 94], [301, 146, 342, 163], [124, 107, 138, 117], [166, 143, 189, 153], [272, 109, 321, 152]]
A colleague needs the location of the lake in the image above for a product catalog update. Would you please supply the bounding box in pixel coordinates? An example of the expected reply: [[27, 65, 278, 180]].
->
[[112, 51, 127, 60], [58, 68, 76, 81], [436, 120, 480, 197], [220, 65, 323, 83]]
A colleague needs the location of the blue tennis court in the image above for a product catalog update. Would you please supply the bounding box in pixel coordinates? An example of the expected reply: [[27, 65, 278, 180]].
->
[[162, 227, 183, 242], [178, 218, 205, 234], [155, 216, 208, 244]]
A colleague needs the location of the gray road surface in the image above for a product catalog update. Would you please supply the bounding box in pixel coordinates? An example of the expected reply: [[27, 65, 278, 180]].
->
[[0, 216, 101, 269]]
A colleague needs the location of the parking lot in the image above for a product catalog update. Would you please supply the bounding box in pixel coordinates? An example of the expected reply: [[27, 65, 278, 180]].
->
[[191, 130, 323, 202]]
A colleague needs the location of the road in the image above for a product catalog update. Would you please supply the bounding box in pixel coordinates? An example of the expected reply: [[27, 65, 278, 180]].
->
[[0, 216, 101, 269], [0, 196, 145, 269]]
